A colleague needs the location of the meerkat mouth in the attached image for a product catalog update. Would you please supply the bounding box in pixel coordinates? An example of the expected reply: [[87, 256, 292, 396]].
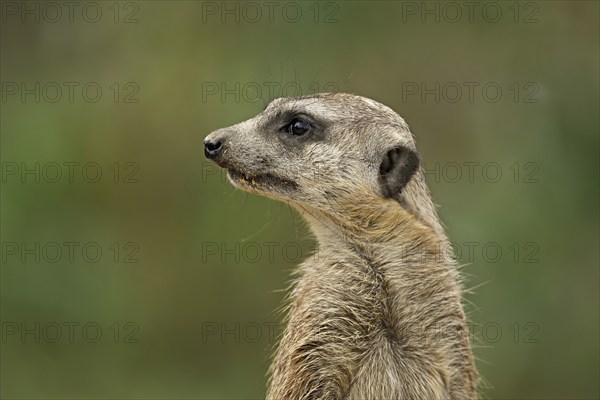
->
[[226, 168, 298, 191]]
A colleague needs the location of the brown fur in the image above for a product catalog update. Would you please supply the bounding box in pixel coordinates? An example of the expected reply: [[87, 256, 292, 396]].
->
[[205, 93, 478, 399]]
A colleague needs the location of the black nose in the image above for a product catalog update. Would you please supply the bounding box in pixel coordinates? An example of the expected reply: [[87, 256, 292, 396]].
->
[[204, 138, 224, 159]]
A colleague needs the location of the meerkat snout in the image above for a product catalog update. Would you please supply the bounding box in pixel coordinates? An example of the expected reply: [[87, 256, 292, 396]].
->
[[203, 137, 223, 159], [204, 128, 231, 161]]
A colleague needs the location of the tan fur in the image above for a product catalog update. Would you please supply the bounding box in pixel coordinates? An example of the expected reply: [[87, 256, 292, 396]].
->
[[205, 93, 478, 399]]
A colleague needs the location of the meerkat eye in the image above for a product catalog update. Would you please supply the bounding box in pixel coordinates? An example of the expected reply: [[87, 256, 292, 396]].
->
[[285, 118, 311, 136]]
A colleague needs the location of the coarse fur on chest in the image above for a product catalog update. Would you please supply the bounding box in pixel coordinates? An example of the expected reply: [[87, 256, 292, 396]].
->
[[268, 196, 476, 399]]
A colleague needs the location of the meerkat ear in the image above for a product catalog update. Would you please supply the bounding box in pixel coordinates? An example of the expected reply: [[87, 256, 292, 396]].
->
[[379, 146, 420, 198]]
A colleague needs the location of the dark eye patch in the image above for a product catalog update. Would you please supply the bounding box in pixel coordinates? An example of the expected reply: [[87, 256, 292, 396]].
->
[[262, 108, 328, 145]]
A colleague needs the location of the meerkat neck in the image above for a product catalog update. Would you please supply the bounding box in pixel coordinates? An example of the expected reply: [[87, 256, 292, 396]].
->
[[297, 194, 451, 259]]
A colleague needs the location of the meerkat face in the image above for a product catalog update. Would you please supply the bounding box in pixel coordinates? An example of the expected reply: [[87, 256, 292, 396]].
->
[[204, 93, 420, 212]]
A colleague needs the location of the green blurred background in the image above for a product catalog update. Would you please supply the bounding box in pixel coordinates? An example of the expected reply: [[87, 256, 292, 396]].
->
[[1, 1, 598, 399]]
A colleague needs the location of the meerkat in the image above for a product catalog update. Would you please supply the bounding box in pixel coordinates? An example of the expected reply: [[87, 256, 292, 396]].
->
[[204, 93, 478, 399]]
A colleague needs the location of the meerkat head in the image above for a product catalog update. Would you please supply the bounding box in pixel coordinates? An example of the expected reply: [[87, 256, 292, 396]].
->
[[205, 93, 437, 229]]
